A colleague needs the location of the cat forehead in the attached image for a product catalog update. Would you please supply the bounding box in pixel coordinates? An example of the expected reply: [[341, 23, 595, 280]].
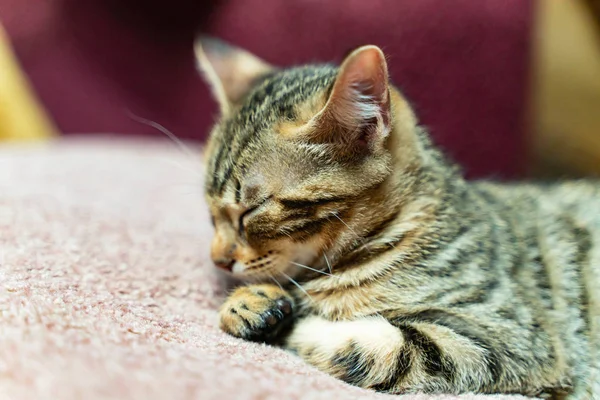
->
[[205, 65, 340, 197], [211, 66, 338, 156], [231, 65, 338, 125]]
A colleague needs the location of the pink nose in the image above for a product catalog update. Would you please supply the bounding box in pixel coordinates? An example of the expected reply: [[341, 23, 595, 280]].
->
[[214, 258, 235, 271]]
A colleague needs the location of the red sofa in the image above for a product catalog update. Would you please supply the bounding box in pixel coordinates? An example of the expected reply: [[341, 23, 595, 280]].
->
[[1, 0, 534, 179]]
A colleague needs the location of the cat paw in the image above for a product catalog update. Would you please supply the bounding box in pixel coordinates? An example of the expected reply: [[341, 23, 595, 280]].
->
[[286, 316, 405, 391], [219, 284, 294, 342]]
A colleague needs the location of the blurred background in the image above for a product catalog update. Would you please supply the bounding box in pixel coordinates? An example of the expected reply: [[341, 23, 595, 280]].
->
[[0, 0, 599, 180]]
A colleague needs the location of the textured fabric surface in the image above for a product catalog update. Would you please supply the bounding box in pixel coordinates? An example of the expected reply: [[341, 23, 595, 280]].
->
[[0, 137, 529, 400], [0, 0, 533, 179]]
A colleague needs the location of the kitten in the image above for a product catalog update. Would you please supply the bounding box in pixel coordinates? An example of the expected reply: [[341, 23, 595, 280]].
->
[[196, 37, 599, 399]]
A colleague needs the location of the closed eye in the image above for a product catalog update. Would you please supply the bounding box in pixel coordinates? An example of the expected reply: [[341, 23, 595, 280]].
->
[[279, 196, 346, 209], [238, 206, 257, 236], [238, 196, 272, 235]]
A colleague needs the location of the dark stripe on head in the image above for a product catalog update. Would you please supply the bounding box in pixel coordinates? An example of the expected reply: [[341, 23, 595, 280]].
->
[[211, 121, 239, 192], [247, 216, 330, 243], [216, 76, 315, 191], [280, 208, 316, 222], [279, 196, 348, 209], [283, 217, 331, 242], [206, 65, 339, 197], [217, 164, 235, 194]]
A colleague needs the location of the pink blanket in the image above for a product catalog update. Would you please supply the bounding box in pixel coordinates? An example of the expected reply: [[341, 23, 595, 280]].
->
[[0, 137, 529, 400]]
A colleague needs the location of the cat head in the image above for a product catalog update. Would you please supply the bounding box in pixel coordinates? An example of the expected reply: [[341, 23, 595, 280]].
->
[[196, 37, 419, 281]]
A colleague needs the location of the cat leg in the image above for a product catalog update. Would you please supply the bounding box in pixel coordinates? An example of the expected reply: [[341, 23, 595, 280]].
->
[[286, 314, 558, 395], [219, 284, 294, 342], [286, 315, 413, 392]]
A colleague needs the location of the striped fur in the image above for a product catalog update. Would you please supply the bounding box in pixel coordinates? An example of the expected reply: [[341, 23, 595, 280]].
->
[[198, 38, 599, 398]]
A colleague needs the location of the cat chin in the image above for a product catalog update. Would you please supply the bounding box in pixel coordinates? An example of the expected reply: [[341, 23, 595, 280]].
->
[[224, 262, 302, 284], [291, 243, 321, 267]]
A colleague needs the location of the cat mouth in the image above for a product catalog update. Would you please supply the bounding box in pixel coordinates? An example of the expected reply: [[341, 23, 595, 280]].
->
[[223, 243, 321, 280]]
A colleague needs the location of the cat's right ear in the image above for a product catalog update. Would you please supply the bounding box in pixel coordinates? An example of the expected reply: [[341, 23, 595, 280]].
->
[[194, 37, 275, 115], [295, 45, 392, 158]]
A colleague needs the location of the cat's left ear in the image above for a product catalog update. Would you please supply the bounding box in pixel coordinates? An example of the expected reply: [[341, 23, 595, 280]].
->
[[307, 45, 391, 155], [194, 37, 275, 115]]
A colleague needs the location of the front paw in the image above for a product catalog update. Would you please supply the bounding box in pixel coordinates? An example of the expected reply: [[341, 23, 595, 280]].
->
[[219, 284, 294, 342], [286, 316, 405, 392]]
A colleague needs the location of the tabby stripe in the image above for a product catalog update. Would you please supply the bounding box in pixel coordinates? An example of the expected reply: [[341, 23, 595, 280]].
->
[[475, 187, 503, 209], [370, 342, 413, 392], [216, 126, 260, 194], [252, 217, 330, 242], [509, 229, 535, 276], [211, 71, 336, 193], [219, 82, 305, 185], [334, 211, 404, 271], [279, 196, 347, 209], [332, 341, 374, 386], [225, 72, 328, 168], [364, 211, 403, 241], [212, 124, 237, 192], [395, 324, 456, 380], [573, 225, 592, 333], [534, 248, 555, 310], [335, 234, 405, 272], [217, 164, 236, 194], [280, 209, 316, 222], [412, 223, 475, 278], [234, 178, 242, 203], [284, 218, 330, 242], [448, 278, 499, 307], [386, 309, 503, 384], [208, 153, 224, 195], [449, 223, 501, 307]]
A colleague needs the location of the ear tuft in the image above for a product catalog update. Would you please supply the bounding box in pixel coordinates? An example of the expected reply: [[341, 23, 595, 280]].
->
[[194, 36, 275, 115], [308, 45, 391, 154]]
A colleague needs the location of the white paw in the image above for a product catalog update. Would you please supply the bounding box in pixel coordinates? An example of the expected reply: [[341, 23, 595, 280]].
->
[[286, 316, 405, 390]]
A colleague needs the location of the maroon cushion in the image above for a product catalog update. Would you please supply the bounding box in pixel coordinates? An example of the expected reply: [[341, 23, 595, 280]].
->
[[2, 0, 533, 179]]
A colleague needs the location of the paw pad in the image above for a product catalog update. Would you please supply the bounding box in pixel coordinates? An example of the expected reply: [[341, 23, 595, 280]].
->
[[220, 285, 294, 342]]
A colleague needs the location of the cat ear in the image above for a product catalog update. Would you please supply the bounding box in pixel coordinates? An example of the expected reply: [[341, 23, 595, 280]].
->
[[194, 36, 275, 115], [309, 45, 391, 155]]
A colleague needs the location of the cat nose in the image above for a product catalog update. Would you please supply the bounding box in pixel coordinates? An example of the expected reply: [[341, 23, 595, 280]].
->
[[213, 258, 235, 271]]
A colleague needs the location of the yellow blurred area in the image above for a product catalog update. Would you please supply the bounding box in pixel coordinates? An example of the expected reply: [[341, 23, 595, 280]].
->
[[0, 24, 56, 141], [531, 0, 600, 177]]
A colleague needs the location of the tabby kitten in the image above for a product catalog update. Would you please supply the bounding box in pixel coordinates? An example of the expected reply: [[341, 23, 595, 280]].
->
[[196, 37, 599, 399]]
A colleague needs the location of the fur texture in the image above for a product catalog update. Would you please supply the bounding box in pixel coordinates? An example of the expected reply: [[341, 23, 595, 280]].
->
[[197, 37, 599, 399]]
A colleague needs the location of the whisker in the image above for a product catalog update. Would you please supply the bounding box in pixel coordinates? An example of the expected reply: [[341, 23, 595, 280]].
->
[[332, 212, 361, 240], [125, 110, 197, 161], [268, 274, 284, 291], [289, 261, 332, 277], [323, 252, 332, 275], [281, 272, 312, 302], [159, 157, 202, 178], [332, 212, 371, 254], [278, 228, 294, 241]]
